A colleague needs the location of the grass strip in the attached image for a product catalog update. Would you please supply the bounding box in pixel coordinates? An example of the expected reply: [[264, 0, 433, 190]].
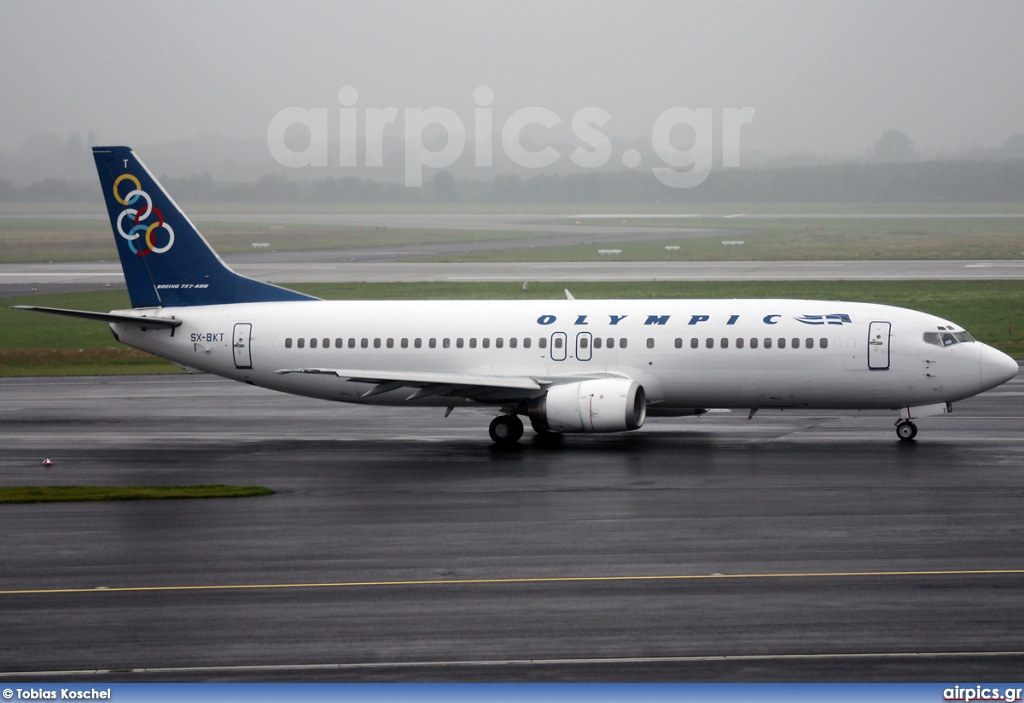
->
[[0, 485, 274, 504]]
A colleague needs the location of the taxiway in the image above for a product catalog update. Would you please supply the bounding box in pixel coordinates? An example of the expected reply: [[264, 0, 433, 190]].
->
[[2, 374, 1023, 681]]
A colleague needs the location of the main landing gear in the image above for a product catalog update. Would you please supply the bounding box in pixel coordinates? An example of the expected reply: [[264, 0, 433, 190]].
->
[[489, 414, 524, 445], [895, 419, 918, 441]]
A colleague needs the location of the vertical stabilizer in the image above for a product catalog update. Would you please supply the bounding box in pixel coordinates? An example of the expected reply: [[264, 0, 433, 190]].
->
[[93, 146, 315, 308]]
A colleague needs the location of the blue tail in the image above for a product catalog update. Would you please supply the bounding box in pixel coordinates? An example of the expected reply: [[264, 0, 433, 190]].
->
[[93, 146, 315, 308]]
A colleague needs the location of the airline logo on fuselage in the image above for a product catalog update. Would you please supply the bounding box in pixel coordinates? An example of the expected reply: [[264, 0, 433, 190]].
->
[[795, 314, 853, 325], [112, 174, 175, 257], [535, 313, 854, 327]]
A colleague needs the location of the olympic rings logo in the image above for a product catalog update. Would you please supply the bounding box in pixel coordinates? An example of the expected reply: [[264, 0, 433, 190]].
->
[[112, 174, 175, 256]]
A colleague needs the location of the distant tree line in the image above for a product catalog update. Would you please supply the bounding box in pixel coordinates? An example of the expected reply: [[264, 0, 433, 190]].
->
[[3, 159, 1023, 204]]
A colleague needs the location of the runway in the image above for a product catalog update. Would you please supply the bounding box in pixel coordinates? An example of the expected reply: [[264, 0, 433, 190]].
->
[[2, 374, 1024, 681]]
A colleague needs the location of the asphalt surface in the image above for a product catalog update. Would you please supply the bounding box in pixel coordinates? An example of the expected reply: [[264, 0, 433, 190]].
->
[[2, 374, 1023, 682]]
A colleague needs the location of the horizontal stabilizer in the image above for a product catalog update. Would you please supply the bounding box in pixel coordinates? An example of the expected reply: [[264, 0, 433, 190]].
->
[[12, 306, 183, 328]]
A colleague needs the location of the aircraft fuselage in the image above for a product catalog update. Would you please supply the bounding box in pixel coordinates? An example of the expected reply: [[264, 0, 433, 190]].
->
[[111, 298, 1016, 414]]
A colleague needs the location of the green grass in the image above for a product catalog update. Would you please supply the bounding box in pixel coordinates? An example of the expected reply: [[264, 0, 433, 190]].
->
[[0, 485, 274, 504], [6, 211, 1024, 263], [0, 217, 537, 263], [5, 280, 1023, 377], [1, 290, 182, 376], [429, 216, 1024, 262]]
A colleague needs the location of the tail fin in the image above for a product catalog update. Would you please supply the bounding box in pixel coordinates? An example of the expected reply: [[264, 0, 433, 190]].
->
[[93, 146, 315, 308]]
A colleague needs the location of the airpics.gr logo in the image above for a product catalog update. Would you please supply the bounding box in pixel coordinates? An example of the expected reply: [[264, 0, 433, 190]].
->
[[112, 174, 175, 256]]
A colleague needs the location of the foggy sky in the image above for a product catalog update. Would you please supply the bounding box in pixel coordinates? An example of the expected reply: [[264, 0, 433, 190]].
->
[[2, 0, 1022, 160]]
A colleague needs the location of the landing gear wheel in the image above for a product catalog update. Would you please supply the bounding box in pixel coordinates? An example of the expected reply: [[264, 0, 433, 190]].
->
[[489, 414, 524, 445], [896, 420, 918, 441]]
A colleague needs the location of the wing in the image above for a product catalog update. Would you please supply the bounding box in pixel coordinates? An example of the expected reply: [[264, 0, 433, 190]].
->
[[273, 367, 624, 402]]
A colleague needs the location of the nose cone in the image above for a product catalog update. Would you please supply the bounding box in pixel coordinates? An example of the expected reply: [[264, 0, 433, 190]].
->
[[980, 344, 1019, 390]]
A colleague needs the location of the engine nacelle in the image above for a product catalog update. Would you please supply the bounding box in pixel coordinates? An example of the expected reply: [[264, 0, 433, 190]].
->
[[529, 379, 646, 433]]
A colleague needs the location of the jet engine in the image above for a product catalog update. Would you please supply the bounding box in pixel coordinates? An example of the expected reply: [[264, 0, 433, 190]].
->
[[528, 379, 646, 433]]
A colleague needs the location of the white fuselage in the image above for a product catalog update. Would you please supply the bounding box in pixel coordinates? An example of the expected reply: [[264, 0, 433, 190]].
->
[[109, 298, 1016, 413]]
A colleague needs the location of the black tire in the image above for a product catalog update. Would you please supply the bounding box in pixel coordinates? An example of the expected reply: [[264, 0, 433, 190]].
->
[[489, 415, 524, 444], [896, 420, 918, 441]]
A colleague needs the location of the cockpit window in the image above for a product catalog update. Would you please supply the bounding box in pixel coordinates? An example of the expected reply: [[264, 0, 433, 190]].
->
[[925, 330, 975, 347]]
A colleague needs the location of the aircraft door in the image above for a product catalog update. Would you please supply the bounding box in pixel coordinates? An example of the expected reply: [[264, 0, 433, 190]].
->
[[233, 322, 253, 369], [550, 331, 567, 361], [576, 332, 593, 361], [868, 321, 891, 370]]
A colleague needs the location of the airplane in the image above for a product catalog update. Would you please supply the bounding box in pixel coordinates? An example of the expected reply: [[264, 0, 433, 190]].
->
[[14, 146, 1020, 444]]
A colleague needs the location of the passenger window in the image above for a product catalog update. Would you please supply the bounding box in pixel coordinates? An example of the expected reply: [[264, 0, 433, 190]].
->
[[482, 338, 490, 348], [373, 338, 381, 348], [778, 338, 786, 349], [674, 338, 682, 349], [401, 338, 408, 348], [620, 338, 628, 349], [524, 338, 532, 349], [820, 338, 828, 349], [335, 338, 343, 348], [323, 338, 330, 348], [721, 338, 729, 349], [496, 338, 503, 348], [285, 338, 293, 349], [607, 338, 615, 349], [443, 338, 451, 348], [415, 338, 422, 348], [348, 338, 356, 349], [361, 338, 368, 348], [690, 338, 699, 349], [297, 338, 305, 349], [310, 338, 317, 349], [750, 338, 758, 349], [706, 338, 714, 349], [554, 337, 563, 349], [806, 338, 814, 349], [457, 338, 464, 348], [791, 338, 799, 349], [429, 338, 436, 349], [580, 337, 589, 349], [509, 338, 517, 348], [593, 337, 601, 349], [386, 338, 394, 348], [539, 338, 547, 349], [736, 338, 744, 349], [764, 338, 772, 349], [647, 338, 655, 349]]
